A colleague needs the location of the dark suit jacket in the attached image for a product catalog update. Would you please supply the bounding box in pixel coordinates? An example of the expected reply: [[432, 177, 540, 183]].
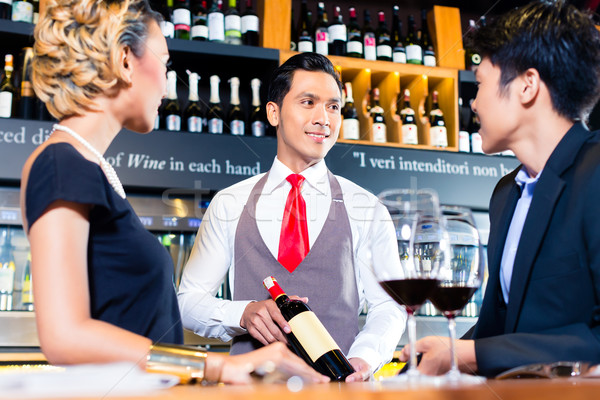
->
[[469, 123, 600, 377]]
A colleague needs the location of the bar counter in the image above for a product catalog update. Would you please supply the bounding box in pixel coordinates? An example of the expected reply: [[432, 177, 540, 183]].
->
[[13, 378, 599, 400]]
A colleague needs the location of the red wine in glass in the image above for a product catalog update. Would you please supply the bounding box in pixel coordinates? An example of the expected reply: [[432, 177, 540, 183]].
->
[[429, 285, 478, 317], [380, 278, 440, 313]]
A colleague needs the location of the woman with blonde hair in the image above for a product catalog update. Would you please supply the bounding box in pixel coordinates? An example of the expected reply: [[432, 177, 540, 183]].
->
[[21, 0, 327, 384]]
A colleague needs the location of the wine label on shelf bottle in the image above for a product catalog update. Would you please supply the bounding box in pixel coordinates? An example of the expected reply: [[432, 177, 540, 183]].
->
[[172, 8, 191, 26], [251, 121, 265, 137], [402, 123, 418, 145], [430, 126, 448, 147], [364, 35, 376, 60], [376, 45, 392, 59], [166, 115, 181, 131], [458, 130, 470, 152], [328, 24, 347, 42], [0, 92, 13, 118], [188, 117, 202, 133], [11, 1, 33, 23], [191, 24, 209, 39], [208, 118, 223, 134], [298, 39, 313, 53], [342, 118, 360, 140], [208, 13, 225, 41], [230, 120, 244, 135], [315, 31, 328, 55], [406, 45, 422, 63], [471, 132, 484, 153], [393, 51, 407, 63], [160, 21, 175, 38], [372, 123, 387, 143], [288, 311, 339, 362], [346, 41, 362, 55], [241, 15, 259, 34]]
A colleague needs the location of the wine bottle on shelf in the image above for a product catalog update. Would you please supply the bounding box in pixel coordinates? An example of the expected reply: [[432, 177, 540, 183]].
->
[[313, 2, 329, 56], [0, 54, 16, 119], [227, 77, 245, 135], [342, 82, 360, 140], [391, 6, 406, 64], [190, 0, 208, 41], [173, 0, 191, 40], [328, 5, 346, 56], [241, 0, 259, 46], [19, 47, 34, 120], [458, 97, 471, 153], [290, 8, 297, 51], [184, 71, 204, 133], [208, 0, 225, 42], [421, 9, 436, 67], [429, 90, 448, 148], [0, 228, 16, 312], [0, 0, 12, 20], [163, 70, 181, 131], [249, 78, 266, 137], [465, 18, 485, 71], [207, 75, 225, 134], [469, 98, 483, 153], [11, 0, 33, 23], [346, 7, 362, 58], [21, 252, 33, 311], [263, 276, 355, 381], [362, 10, 376, 61], [297, 0, 313, 53], [405, 15, 422, 65], [155, 0, 175, 38], [370, 88, 386, 143], [397, 89, 418, 145], [224, 0, 242, 45], [375, 11, 392, 62]]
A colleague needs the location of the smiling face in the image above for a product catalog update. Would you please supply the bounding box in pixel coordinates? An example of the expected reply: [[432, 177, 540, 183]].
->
[[267, 70, 342, 173]]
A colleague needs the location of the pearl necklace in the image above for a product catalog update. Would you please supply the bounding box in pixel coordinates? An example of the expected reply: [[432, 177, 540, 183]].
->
[[52, 124, 126, 199]]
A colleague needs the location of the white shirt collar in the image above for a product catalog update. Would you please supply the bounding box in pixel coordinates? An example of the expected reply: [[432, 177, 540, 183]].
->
[[264, 157, 329, 195]]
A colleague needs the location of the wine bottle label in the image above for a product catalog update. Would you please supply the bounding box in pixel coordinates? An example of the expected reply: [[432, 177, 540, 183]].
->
[[251, 121, 265, 137], [298, 40, 313, 53], [372, 122, 386, 143], [393, 51, 407, 63], [225, 15, 241, 31], [154, 115, 160, 130], [0, 268, 14, 293], [188, 116, 202, 133], [458, 130, 470, 152], [191, 24, 209, 39], [288, 311, 340, 362], [172, 8, 191, 25], [364, 35, 376, 60], [328, 24, 347, 42], [208, 13, 225, 41], [471, 132, 483, 153], [230, 120, 244, 135], [430, 125, 448, 147], [402, 123, 418, 145], [346, 41, 362, 55], [342, 118, 360, 140], [208, 118, 223, 134], [406, 45, 422, 64], [160, 21, 175, 38], [423, 54, 436, 67], [166, 115, 181, 131], [11, 1, 33, 23], [0, 0, 12, 5], [315, 30, 328, 55], [241, 14, 259, 33], [0, 92, 13, 118], [376, 45, 392, 59]]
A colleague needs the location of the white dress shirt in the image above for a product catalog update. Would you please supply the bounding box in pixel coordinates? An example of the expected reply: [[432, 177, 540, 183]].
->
[[178, 157, 406, 371]]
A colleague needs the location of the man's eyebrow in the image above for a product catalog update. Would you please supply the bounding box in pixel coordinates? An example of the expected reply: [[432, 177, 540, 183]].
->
[[295, 92, 341, 103]]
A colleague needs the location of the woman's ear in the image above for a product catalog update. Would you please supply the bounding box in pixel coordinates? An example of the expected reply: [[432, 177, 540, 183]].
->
[[119, 46, 133, 85], [266, 101, 279, 127]]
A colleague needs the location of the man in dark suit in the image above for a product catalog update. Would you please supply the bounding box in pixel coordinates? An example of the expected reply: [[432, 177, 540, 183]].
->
[[399, 0, 600, 377]]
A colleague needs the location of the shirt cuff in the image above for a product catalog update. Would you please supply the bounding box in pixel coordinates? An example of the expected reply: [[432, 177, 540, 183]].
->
[[222, 300, 253, 335], [347, 346, 382, 373]]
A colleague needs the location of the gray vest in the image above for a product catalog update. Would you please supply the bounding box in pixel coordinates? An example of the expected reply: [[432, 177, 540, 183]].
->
[[230, 170, 360, 356]]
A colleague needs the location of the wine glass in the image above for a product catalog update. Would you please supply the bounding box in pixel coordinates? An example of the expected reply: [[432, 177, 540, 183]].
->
[[428, 205, 486, 384], [376, 189, 448, 382]]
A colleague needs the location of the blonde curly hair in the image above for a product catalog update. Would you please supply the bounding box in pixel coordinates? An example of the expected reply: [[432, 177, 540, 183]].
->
[[32, 0, 161, 120]]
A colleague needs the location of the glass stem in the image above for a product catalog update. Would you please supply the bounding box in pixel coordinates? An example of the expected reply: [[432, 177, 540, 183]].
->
[[447, 315, 460, 377], [407, 310, 419, 376]]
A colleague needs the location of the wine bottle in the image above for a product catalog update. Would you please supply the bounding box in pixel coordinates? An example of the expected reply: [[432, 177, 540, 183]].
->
[[18, 47, 34, 119], [155, 0, 175, 38], [421, 9, 436, 67], [290, 8, 297, 51], [207, 75, 224, 134], [313, 2, 328, 56], [249, 78, 266, 137], [163, 70, 181, 131], [262, 276, 355, 381], [397, 89, 418, 145], [0, 0, 11, 20], [0, 229, 16, 311], [375, 11, 392, 62], [185, 71, 204, 133], [429, 90, 447, 147], [391, 6, 406, 63], [465, 18, 484, 71], [11, 0, 32, 23], [458, 97, 470, 153], [346, 7, 362, 58], [21, 252, 33, 311], [405, 15, 422, 65], [173, 0, 191, 40], [328, 5, 346, 56], [241, 0, 259, 46], [362, 9, 376, 61], [469, 98, 483, 153], [0, 54, 16, 119], [227, 77, 245, 135], [370, 88, 386, 143], [190, 0, 208, 41], [297, 0, 313, 53], [208, 0, 225, 42], [224, 0, 242, 45], [342, 82, 359, 140]]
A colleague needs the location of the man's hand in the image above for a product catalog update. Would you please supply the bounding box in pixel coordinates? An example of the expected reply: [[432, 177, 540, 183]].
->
[[345, 357, 372, 382], [398, 336, 477, 376], [240, 296, 308, 345]]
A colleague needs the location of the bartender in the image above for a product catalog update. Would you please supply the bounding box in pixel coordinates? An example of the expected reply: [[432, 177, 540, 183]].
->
[[178, 52, 405, 382]]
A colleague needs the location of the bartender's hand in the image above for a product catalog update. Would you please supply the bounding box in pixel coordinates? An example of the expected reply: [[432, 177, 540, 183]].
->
[[206, 342, 330, 384], [399, 337, 477, 375], [240, 296, 308, 345], [345, 357, 372, 382]]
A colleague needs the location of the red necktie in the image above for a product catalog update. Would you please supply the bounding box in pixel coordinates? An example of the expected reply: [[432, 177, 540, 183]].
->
[[277, 174, 309, 273]]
